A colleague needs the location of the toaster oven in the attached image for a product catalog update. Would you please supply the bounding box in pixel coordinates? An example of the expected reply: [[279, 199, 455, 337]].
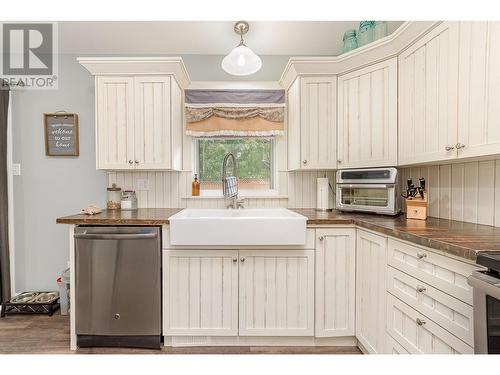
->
[[335, 167, 400, 215]]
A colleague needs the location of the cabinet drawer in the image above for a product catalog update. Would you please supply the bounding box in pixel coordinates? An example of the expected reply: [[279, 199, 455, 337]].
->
[[386, 294, 473, 354], [387, 238, 476, 304], [387, 266, 473, 346], [386, 334, 410, 354]]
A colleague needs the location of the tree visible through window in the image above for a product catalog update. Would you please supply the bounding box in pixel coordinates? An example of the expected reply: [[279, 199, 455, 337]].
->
[[197, 138, 273, 191]]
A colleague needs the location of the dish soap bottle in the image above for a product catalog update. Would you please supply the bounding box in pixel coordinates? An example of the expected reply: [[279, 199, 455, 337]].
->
[[192, 174, 200, 196]]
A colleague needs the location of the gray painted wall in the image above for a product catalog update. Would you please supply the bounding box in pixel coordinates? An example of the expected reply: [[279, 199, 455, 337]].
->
[[11, 53, 290, 291]]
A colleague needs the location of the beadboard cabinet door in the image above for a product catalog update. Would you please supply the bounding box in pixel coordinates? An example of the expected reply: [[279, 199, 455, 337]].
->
[[457, 21, 500, 159], [134, 76, 172, 170], [337, 58, 397, 168], [287, 76, 337, 170], [163, 250, 239, 336], [238, 250, 315, 336], [356, 229, 387, 354], [398, 22, 460, 165], [96, 75, 183, 171], [300, 77, 337, 170], [96, 76, 135, 170], [315, 228, 355, 337]]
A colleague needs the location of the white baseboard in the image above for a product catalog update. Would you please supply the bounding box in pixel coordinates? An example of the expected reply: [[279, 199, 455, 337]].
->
[[164, 335, 358, 347]]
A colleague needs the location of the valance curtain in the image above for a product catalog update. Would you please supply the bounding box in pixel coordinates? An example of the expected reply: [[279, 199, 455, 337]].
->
[[0, 83, 11, 303], [185, 89, 285, 137]]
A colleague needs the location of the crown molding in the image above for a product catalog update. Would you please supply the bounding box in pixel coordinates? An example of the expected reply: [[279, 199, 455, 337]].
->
[[77, 57, 191, 89]]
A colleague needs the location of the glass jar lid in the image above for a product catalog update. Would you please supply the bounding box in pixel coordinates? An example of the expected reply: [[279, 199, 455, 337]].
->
[[107, 183, 121, 192]]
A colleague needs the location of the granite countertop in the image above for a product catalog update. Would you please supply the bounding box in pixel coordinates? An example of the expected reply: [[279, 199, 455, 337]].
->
[[56, 208, 500, 261]]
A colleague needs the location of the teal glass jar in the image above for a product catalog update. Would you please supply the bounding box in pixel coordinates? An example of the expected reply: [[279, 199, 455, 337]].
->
[[358, 21, 375, 47], [342, 29, 358, 53], [373, 21, 388, 40]]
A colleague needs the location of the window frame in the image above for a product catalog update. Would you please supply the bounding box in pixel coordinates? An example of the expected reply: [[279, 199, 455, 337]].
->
[[192, 137, 278, 196]]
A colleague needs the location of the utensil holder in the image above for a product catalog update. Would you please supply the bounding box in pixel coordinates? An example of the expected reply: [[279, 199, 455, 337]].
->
[[405, 195, 428, 220]]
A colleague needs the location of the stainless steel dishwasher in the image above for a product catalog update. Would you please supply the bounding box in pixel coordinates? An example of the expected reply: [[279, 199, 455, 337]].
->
[[74, 226, 161, 349]]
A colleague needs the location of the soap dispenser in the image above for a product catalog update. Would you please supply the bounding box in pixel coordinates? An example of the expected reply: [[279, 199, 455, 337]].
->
[[192, 174, 200, 196]]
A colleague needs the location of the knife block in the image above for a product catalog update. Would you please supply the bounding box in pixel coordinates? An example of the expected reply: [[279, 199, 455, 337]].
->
[[405, 195, 428, 220]]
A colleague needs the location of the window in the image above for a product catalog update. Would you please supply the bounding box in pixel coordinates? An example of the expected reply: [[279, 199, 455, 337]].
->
[[196, 138, 274, 192]]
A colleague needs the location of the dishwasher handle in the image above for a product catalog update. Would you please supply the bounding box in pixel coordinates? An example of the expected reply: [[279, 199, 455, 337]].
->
[[74, 233, 158, 240]]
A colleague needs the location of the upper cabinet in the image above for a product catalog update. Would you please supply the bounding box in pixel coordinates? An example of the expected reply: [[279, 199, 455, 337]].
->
[[457, 22, 500, 159], [79, 58, 190, 171], [287, 76, 337, 170], [337, 58, 397, 168], [398, 22, 460, 165]]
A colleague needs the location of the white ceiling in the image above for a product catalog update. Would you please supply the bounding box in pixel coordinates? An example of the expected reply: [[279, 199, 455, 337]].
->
[[59, 21, 404, 56]]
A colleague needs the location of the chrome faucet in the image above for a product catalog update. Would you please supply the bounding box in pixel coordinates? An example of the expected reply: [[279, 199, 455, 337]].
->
[[222, 153, 245, 209]]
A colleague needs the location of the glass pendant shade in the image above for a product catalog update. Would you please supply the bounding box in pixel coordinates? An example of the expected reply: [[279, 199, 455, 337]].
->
[[221, 44, 262, 76]]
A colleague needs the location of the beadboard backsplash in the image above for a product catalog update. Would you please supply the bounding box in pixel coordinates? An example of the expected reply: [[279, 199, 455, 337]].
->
[[107, 170, 336, 210], [400, 159, 500, 227], [108, 159, 500, 228]]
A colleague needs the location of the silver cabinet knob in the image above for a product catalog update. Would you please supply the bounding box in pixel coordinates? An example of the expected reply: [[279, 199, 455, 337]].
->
[[134, 160, 140, 164], [240, 257, 246, 263], [114, 313, 120, 320], [319, 236, 325, 241], [416, 318, 426, 326], [128, 160, 133, 165], [445, 145, 455, 151], [416, 285, 426, 293], [302, 160, 308, 165], [416, 252, 427, 260], [232, 258, 238, 263], [337, 160, 342, 164], [456, 142, 466, 149]]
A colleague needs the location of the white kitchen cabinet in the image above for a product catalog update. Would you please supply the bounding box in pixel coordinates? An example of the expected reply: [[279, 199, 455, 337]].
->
[[315, 228, 355, 337], [163, 250, 239, 336], [457, 21, 500, 159], [287, 76, 337, 170], [398, 22, 460, 165], [96, 75, 183, 170], [386, 294, 473, 354], [386, 266, 474, 346], [96, 76, 135, 170], [337, 58, 397, 168], [356, 229, 387, 354], [238, 250, 315, 336]]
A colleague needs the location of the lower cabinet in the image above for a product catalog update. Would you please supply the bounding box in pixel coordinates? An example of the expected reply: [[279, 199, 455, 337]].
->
[[163, 248, 314, 337], [386, 294, 473, 354], [356, 229, 388, 353], [315, 228, 355, 337], [239, 250, 315, 336], [163, 250, 239, 336]]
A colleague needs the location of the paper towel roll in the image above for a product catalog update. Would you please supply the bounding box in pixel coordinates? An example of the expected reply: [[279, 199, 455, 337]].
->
[[316, 178, 330, 211]]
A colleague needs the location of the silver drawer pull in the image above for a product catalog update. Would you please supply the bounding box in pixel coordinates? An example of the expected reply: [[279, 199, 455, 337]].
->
[[416, 285, 426, 293], [445, 145, 455, 151], [416, 318, 426, 326], [416, 253, 427, 260], [456, 142, 466, 149]]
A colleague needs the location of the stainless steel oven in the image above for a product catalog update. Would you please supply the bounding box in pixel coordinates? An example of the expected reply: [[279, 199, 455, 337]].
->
[[336, 167, 400, 215], [468, 253, 500, 354]]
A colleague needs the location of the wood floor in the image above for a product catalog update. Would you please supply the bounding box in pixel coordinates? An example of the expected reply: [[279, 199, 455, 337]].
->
[[0, 314, 361, 354]]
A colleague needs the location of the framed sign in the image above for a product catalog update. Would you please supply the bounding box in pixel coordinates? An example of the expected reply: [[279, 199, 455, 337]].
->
[[44, 112, 79, 156]]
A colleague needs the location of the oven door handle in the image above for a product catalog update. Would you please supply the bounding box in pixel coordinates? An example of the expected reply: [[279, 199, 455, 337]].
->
[[337, 184, 394, 189], [468, 271, 500, 300]]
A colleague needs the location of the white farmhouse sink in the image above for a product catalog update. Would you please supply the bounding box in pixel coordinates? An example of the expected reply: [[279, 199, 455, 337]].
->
[[168, 208, 307, 246]]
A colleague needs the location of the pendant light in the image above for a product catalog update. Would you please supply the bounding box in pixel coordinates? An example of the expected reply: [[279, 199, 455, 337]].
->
[[221, 21, 262, 76]]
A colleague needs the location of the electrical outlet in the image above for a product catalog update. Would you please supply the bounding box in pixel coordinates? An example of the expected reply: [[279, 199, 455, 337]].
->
[[12, 163, 21, 176], [136, 179, 150, 191]]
